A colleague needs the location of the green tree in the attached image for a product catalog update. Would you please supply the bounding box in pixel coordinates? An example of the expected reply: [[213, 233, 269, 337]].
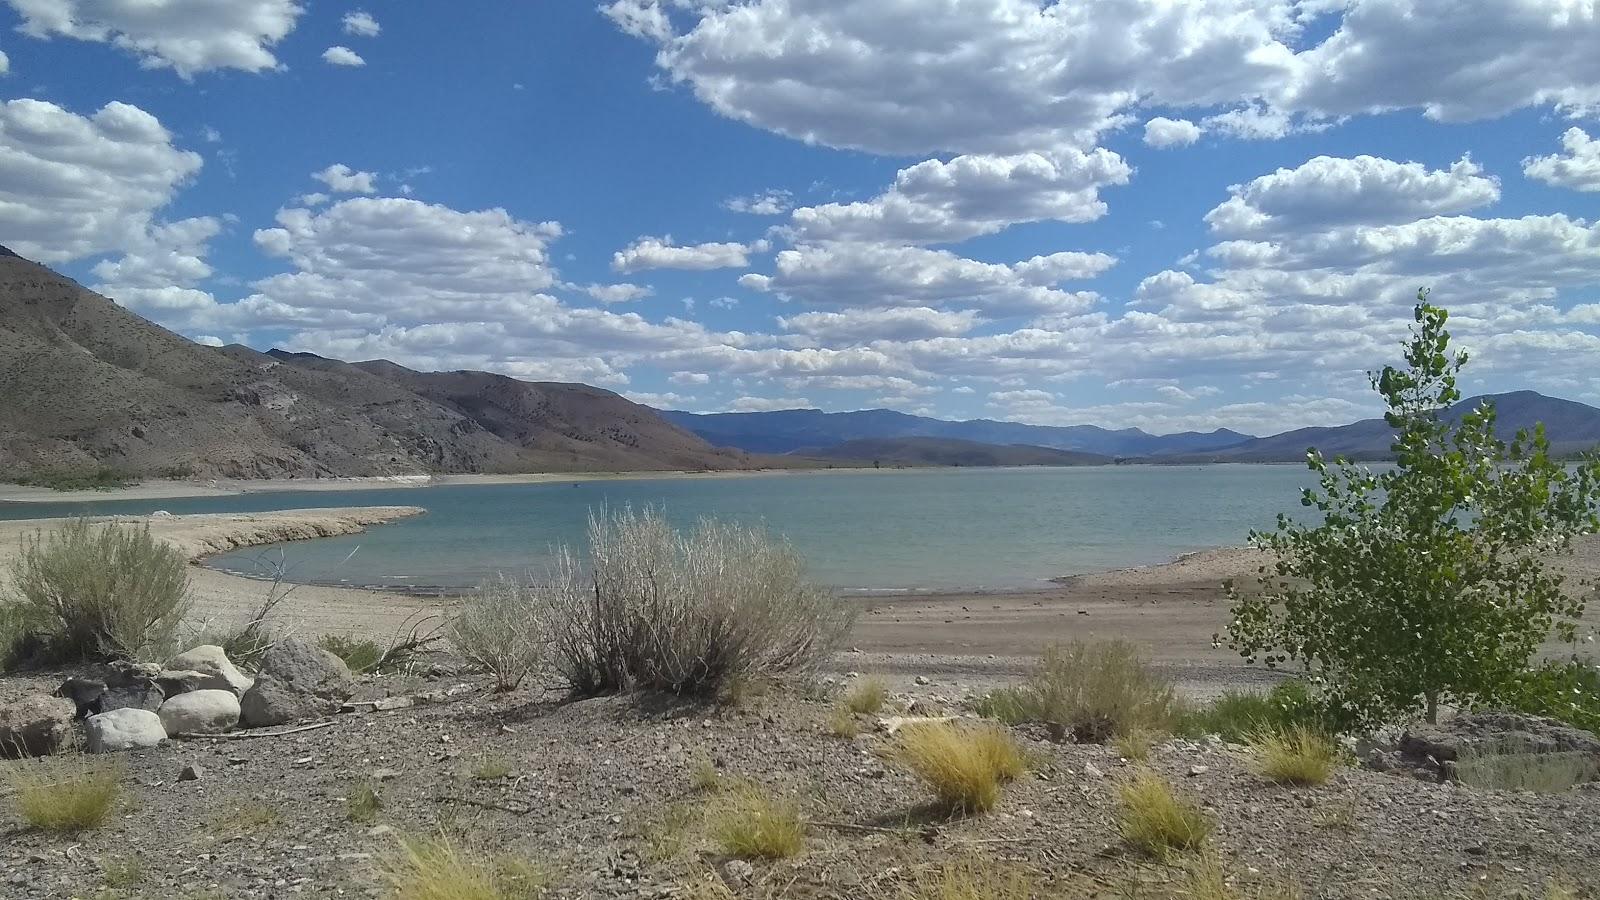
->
[[1227, 292, 1600, 728]]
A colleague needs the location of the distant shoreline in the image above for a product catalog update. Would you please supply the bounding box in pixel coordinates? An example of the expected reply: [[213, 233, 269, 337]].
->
[[0, 461, 1308, 505]]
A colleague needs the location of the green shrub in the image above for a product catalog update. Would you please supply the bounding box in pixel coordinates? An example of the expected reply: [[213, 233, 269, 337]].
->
[[974, 640, 1179, 742], [1227, 296, 1600, 730], [348, 781, 382, 824], [5, 466, 135, 492], [545, 507, 855, 695], [8, 518, 189, 662], [1498, 658, 1600, 732], [318, 634, 384, 674], [1180, 681, 1327, 743]]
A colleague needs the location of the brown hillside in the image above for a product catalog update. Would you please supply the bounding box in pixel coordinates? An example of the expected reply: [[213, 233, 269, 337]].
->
[[0, 248, 752, 479]]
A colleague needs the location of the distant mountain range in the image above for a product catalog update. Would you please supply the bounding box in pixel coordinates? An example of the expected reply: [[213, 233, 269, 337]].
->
[[660, 408, 1254, 458], [804, 437, 1112, 467], [665, 393, 1600, 464], [0, 248, 763, 479]]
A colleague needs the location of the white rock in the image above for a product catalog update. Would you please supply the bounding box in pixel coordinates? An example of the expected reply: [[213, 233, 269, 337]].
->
[[168, 645, 254, 698], [85, 708, 167, 753], [1084, 762, 1104, 778], [159, 690, 241, 735]]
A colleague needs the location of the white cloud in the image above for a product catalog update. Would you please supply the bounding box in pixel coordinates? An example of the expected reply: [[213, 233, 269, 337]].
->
[[342, 11, 380, 37], [1205, 155, 1500, 238], [669, 372, 711, 385], [779, 308, 981, 344], [0, 49, 9, 75], [600, 0, 673, 42], [7, 0, 302, 77], [1201, 103, 1322, 140], [296, 192, 331, 206], [730, 395, 812, 412], [322, 46, 365, 67], [743, 244, 1111, 316], [313, 163, 377, 194], [579, 282, 654, 304], [1143, 117, 1201, 148], [612, 235, 750, 272], [1524, 128, 1600, 193], [0, 99, 203, 264], [723, 189, 791, 215], [787, 149, 1130, 245]]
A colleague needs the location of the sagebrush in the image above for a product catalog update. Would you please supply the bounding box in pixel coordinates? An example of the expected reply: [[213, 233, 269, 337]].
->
[[7, 518, 189, 662], [450, 575, 549, 692], [544, 507, 854, 695]]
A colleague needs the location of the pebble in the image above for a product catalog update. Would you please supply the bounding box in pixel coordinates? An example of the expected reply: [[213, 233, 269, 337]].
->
[[1188, 765, 1209, 777], [178, 763, 205, 782]]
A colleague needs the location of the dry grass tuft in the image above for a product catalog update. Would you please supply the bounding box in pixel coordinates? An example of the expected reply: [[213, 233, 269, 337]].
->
[[211, 802, 282, 835], [828, 705, 863, 738], [1177, 855, 1305, 900], [898, 855, 1037, 900], [690, 756, 723, 793], [1115, 727, 1155, 762], [380, 834, 549, 900], [1118, 770, 1212, 858], [704, 781, 806, 859], [1250, 725, 1338, 786], [348, 780, 382, 824], [886, 721, 1026, 815], [471, 754, 514, 780], [5, 753, 122, 832], [843, 676, 890, 714]]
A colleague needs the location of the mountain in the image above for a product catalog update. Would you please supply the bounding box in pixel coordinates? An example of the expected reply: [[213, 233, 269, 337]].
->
[[802, 437, 1113, 467], [659, 407, 1255, 457], [0, 248, 756, 479], [1196, 391, 1600, 462]]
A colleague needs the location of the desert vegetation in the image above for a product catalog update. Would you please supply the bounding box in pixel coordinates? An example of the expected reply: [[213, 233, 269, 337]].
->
[[975, 639, 1181, 741], [4, 752, 122, 832], [886, 720, 1026, 814]]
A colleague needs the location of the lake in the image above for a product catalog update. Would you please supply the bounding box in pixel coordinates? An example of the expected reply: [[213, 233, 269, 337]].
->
[[0, 466, 1318, 593]]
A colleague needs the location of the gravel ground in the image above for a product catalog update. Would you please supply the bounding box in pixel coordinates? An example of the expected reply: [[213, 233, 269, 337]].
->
[[3, 667, 1596, 900]]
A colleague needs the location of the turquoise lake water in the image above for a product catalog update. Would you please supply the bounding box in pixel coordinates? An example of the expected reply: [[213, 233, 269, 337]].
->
[[0, 466, 1318, 593]]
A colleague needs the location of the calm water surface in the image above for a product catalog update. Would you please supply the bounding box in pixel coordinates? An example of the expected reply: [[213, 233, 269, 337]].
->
[[0, 466, 1316, 593]]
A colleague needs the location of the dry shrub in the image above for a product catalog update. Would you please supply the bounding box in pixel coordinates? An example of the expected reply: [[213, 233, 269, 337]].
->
[[5, 753, 122, 832], [1118, 770, 1212, 858], [348, 780, 382, 824], [545, 507, 854, 695], [1250, 726, 1338, 786], [450, 575, 548, 692], [828, 705, 863, 738], [8, 518, 189, 662], [380, 834, 549, 900], [704, 781, 806, 859], [887, 721, 1025, 814], [978, 641, 1178, 742]]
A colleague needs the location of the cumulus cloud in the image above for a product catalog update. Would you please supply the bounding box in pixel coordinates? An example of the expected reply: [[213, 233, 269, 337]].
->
[[322, 46, 366, 67], [313, 164, 377, 194], [742, 244, 1110, 317], [787, 149, 1130, 245], [612, 235, 750, 272], [724, 189, 792, 215], [1524, 128, 1600, 193], [579, 282, 654, 304], [1143, 117, 1201, 148], [342, 11, 380, 37], [1205, 155, 1500, 238], [0, 99, 203, 264], [730, 395, 813, 412], [6, 0, 302, 77], [0, 49, 9, 75]]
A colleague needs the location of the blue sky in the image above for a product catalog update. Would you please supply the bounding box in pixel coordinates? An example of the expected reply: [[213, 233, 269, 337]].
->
[[2, 1, 1599, 437]]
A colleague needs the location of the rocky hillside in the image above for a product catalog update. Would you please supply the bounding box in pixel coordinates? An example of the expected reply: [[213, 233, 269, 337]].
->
[[804, 437, 1113, 467], [0, 249, 752, 479]]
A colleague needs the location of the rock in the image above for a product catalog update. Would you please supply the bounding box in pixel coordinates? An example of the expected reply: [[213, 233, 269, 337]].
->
[[1187, 765, 1210, 777], [371, 767, 402, 781], [100, 661, 164, 713], [155, 669, 211, 698], [178, 763, 204, 782], [913, 675, 932, 686], [239, 639, 354, 728], [158, 690, 241, 735], [168, 646, 254, 698], [1083, 762, 1104, 778], [84, 708, 167, 753], [54, 677, 107, 718], [722, 860, 756, 886], [0, 696, 77, 758]]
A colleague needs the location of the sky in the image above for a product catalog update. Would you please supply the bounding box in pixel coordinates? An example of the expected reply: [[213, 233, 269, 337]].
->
[[1, 1, 1599, 438]]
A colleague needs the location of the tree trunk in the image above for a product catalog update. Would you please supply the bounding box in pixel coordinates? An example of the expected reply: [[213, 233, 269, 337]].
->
[[1425, 692, 1439, 724]]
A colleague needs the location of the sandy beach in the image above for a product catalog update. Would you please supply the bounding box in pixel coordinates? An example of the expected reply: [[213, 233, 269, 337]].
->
[[4, 506, 1597, 696]]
